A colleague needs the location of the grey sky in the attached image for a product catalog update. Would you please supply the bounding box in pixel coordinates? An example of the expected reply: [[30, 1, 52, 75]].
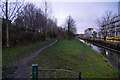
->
[[4, 0, 119, 34], [51, 2, 118, 34]]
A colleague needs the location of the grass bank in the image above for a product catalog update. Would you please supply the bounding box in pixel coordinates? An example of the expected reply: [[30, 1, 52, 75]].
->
[[32, 39, 119, 78], [2, 39, 55, 76]]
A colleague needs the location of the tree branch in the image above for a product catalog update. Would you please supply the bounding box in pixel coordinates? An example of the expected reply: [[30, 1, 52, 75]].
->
[[0, 5, 6, 18], [9, 1, 18, 19], [10, 1, 24, 21]]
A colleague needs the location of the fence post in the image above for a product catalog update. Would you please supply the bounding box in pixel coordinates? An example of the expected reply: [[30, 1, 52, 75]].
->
[[32, 64, 38, 80], [79, 72, 81, 80]]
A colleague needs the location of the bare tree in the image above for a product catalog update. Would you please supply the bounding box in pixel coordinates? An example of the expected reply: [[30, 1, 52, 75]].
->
[[65, 15, 76, 40], [14, 3, 49, 41], [41, 0, 53, 40], [1, 0, 24, 47], [96, 11, 116, 40]]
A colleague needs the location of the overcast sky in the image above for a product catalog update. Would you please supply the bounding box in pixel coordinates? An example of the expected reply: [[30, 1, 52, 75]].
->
[[5, 0, 119, 34], [51, 2, 118, 34]]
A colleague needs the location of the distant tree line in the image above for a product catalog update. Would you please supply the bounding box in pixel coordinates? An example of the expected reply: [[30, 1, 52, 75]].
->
[[2, 2, 76, 47]]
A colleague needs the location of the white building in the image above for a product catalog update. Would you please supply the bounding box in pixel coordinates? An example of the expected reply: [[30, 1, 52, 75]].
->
[[84, 28, 93, 37]]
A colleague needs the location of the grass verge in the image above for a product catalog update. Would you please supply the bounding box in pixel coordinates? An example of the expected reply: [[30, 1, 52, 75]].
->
[[2, 39, 55, 76], [32, 38, 119, 78]]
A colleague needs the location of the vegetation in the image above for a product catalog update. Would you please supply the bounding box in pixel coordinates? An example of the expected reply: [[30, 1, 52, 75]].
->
[[64, 16, 76, 40], [96, 11, 119, 40], [31, 39, 119, 78], [1, 0, 119, 79], [1, 1, 76, 78], [2, 39, 55, 76], [2, 2, 68, 47]]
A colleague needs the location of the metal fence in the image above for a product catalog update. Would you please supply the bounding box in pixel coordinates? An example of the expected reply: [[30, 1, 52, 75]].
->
[[32, 64, 85, 80]]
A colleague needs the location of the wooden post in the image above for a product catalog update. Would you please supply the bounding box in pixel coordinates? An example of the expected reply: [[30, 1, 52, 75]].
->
[[32, 64, 38, 80]]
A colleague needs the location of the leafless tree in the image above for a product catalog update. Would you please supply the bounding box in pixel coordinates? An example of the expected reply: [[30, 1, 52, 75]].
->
[[96, 11, 116, 40], [1, 0, 24, 47], [65, 15, 76, 40], [14, 3, 50, 41], [41, 0, 53, 40]]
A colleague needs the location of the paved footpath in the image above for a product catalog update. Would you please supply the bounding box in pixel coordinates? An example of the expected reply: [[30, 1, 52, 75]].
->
[[7, 40, 57, 78]]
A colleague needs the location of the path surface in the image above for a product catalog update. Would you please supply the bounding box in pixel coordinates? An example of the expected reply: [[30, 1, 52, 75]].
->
[[7, 40, 57, 78]]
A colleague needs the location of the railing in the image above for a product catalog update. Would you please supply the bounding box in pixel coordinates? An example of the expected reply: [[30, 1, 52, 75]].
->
[[32, 64, 85, 80]]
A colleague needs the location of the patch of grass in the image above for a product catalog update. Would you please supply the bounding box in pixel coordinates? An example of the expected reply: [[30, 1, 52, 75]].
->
[[32, 39, 119, 78], [2, 39, 55, 75]]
